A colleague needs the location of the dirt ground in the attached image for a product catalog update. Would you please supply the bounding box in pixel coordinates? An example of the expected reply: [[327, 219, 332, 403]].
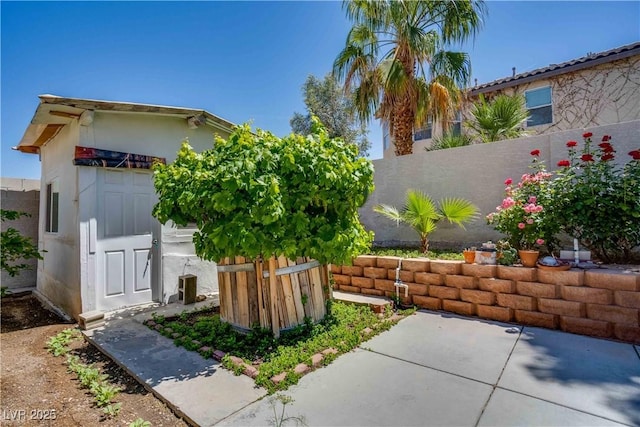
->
[[1, 293, 190, 426]]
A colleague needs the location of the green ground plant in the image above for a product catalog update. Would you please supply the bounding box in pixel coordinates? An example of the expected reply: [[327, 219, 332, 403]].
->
[[48, 329, 121, 418], [147, 301, 414, 393], [268, 394, 307, 427], [129, 418, 152, 427], [46, 328, 81, 356]]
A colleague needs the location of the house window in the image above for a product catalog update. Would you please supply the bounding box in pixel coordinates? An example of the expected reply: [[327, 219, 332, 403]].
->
[[525, 86, 552, 126], [414, 118, 432, 141], [45, 180, 59, 233], [382, 122, 390, 151], [451, 111, 462, 136]]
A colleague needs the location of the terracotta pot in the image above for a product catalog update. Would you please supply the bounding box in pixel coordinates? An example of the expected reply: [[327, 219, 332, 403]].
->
[[518, 250, 540, 268], [463, 250, 476, 264]]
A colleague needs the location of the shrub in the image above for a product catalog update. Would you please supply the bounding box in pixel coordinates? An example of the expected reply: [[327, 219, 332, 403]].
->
[[551, 133, 640, 262]]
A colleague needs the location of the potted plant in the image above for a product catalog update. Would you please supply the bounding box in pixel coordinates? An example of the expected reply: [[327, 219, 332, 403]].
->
[[496, 240, 517, 266], [486, 150, 559, 267]]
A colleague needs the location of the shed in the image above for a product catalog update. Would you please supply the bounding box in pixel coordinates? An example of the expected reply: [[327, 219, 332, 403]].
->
[[15, 95, 235, 319]]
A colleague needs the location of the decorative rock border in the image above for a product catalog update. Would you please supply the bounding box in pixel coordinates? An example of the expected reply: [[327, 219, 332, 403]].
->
[[332, 256, 640, 344], [143, 318, 367, 386]]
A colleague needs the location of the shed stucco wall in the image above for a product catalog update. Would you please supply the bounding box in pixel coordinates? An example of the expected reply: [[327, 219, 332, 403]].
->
[[38, 120, 82, 318], [80, 112, 231, 306]]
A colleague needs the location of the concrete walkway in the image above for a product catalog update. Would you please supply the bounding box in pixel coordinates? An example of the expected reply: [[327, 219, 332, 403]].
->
[[85, 306, 640, 427]]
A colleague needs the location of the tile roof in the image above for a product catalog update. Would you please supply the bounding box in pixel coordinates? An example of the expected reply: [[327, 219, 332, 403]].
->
[[469, 41, 640, 95]]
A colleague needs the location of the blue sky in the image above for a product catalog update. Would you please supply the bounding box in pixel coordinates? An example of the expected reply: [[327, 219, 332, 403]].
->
[[2, 1, 639, 180]]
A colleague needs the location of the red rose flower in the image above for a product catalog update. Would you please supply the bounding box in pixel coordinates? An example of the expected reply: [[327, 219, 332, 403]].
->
[[504, 178, 513, 185], [557, 159, 570, 167], [598, 142, 612, 149], [583, 132, 593, 138], [530, 149, 540, 156], [601, 153, 614, 161], [601, 135, 611, 142], [566, 141, 577, 148], [581, 154, 594, 162], [629, 150, 640, 160]]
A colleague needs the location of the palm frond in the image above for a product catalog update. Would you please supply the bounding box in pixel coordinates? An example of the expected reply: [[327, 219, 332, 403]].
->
[[403, 189, 441, 234], [373, 203, 405, 227], [438, 197, 479, 229]]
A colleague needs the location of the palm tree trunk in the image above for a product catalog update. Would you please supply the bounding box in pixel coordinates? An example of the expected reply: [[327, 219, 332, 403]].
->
[[420, 234, 429, 253], [393, 97, 415, 155]]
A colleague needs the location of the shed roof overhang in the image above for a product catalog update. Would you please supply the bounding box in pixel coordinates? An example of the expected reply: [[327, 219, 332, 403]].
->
[[14, 94, 236, 154]]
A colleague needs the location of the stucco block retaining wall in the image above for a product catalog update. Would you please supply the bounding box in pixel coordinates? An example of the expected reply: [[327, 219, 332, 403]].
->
[[332, 256, 640, 344]]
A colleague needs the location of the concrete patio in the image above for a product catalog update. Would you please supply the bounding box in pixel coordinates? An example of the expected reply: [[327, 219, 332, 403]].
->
[[84, 304, 640, 427]]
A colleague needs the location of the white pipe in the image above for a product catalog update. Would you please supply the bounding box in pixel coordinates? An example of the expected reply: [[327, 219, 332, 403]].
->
[[394, 258, 409, 300]]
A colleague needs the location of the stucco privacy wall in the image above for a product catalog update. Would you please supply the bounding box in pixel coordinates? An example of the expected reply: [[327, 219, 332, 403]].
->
[[363, 120, 640, 248], [81, 111, 231, 307], [0, 178, 40, 289]]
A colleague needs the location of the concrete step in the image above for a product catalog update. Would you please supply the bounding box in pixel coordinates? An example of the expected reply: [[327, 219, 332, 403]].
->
[[333, 291, 392, 314]]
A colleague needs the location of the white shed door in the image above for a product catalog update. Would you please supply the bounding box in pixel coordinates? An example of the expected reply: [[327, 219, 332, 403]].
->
[[96, 169, 159, 311]]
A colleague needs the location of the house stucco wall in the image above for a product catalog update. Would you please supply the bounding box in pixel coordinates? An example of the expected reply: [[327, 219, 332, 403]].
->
[[363, 120, 640, 249], [1, 178, 40, 289], [38, 120, 82, 318], [382, 55, 640, 159], [81, 112, 231, 306], [480, 56, 640, 135]]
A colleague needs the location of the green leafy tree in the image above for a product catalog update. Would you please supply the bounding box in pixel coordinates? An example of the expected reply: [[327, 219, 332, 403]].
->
[[1, 209, 43, 277], [374, 189, 478, 253], [290, 74, 370, 156], [153, 119, 374, 266], [466, 94, 530, 143], [334, 0, 486, 156]]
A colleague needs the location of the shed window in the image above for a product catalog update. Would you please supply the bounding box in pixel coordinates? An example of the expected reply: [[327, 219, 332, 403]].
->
[[525, 86, 552, 126], [45, 180, 59, 233]]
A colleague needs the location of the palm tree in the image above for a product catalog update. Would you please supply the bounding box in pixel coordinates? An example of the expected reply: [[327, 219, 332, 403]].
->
[[333, 0, 486, 156], [466, 94, 530, 142], [374, 189, 478, 253]]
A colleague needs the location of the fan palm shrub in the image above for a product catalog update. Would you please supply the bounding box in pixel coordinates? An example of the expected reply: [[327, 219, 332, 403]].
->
[[466, 94, 530, 143], [374, 189, 479, 253], [333, 0, 486, 155], [426, 132, 473, 151]]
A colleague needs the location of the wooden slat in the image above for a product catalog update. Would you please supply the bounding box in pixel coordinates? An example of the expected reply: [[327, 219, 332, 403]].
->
[[255, 257, 266, 328], [246, 262, 259, 327], [229, 258, 239, 324], [235, 256, 250, 328], [268, 256, 280, 338], [288, 258, 305, 324], [321, 264, 331, 301], [278, 256, 297, 327], [222, 257, 234, 322], [309, 262, 325, 321], [297, 257, 315, 320]]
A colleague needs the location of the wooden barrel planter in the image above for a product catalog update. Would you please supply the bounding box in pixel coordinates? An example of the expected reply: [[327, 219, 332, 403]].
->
[[216, 255, 330, 337]]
